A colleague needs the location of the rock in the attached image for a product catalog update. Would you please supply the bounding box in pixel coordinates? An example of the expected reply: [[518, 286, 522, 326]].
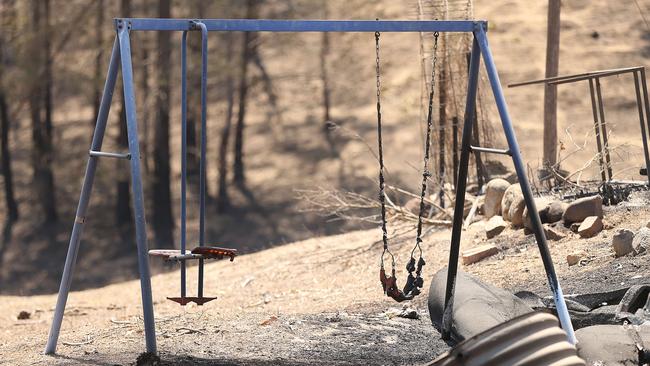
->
[[645, 220, 650, 229], [544, 224, 566, 241], [17, 311, 30, 320], [484, 178, 510, 219], [570, 222, 581, 233], [522, 197, 553, 230], [500, 184, 522, 221], [578, 216, 603, 238], [462, 244, 499, 265], [508, 196, 526, 228], [566, 252, 585, 266], [612, 228, 635, 257], [403, 197, 429, 216], [542, 201, 567, 223], [485, 216, 506, 239], [632, 227, 650, 255], [428, 267, 534, 342], [576, 325, 650, 365], [562, 195, 603, 224]]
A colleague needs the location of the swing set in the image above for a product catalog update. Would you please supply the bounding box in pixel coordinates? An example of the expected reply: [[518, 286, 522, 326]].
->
[[45, 18, 576, 356]]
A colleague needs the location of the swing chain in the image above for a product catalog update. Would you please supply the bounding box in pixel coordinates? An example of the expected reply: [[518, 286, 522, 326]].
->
[[376, 29, 440, 302], [375, 30, 395, 272], [404, 31, 440, 298]]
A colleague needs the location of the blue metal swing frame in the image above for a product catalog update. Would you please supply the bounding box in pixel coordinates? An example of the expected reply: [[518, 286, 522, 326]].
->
[[44, 18, 576, 356]]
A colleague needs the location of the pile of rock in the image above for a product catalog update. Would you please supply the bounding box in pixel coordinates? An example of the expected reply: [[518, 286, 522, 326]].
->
[[481, 178, 606, 241]]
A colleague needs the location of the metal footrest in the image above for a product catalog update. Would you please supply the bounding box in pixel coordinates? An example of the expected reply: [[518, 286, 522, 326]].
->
[[167, 296, 217, 306], [149, 246, 237, 262]]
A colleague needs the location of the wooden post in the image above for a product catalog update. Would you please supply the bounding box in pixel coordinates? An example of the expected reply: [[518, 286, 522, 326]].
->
[[543, 0, 561, 171]]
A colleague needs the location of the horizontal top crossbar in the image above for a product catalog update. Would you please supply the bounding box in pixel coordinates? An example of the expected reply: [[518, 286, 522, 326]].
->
[[116, 18, 486, 33], [508, 66, 644, 88]]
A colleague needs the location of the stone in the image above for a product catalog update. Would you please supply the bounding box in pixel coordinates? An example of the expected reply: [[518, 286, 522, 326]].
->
[[612, 228, 635, 257], [544, 224, 566, 241], [508, 195, 526, 228], [500, 184, 522, 221], [632, 227, 650, 255], [566, 252, 585, 266], [576, 325, 650, 365], [570, 222, 581, 233], [428, 267, 534, 342], [403, 197, 429, 216], [484, 178, 510, 219], [578, 216, 603, 238], [562, 195, 603, 224], [461, 244, 499, 265], [485, 216, 506, 239], [542, 201, 567, 223], [522, 197, 553, 231]]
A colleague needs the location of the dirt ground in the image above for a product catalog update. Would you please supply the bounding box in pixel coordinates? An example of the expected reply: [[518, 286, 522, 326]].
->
[[2, 191, 649, 365]]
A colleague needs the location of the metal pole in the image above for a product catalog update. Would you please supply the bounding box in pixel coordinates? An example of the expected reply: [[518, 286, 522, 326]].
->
[[588, 78, 608, 184], [442, 35, 481, 341], [196, 21, 208, 299], [595, 78, 613, 181], [640, 68, 650, 180], [633, 71, 650, 186], [117, 23, 157, 353], [45, 37, 120, 355], [475, 26, 576, 344], [180, 30, 188, 298]]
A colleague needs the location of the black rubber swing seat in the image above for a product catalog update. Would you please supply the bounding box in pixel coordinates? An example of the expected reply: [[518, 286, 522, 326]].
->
[[148, 246, 237, 262]]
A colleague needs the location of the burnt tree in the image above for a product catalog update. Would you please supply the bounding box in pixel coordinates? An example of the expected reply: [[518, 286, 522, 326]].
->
[[151, 0, 174, 247], [232, 0, 259, 186], [29, 0, 57, 222], [217, 33, 235, 212]]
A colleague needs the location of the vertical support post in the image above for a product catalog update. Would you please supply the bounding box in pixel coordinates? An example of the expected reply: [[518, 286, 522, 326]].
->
[[196, 21, 208, 299], [442, 35, 481, 340], [452, 116, 459, 188], [117, 22, 157, 353], [640, 68, 650, 181], [180, 30, 188, 298], [595, 78, 613, 181], [475, 26, 576, 344], [633, 71, 650, 186], [588, 78, 608, 184], [45, 37, 120, 355]]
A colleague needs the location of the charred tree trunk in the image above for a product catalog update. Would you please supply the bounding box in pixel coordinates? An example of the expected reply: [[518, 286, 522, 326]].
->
[[0, 87, 17, 224], [0, 4, 18, 225], [151, 0, 174, 248], [217, 34, 235, 212], [116, 0, 133, 227], [92, 0, 104, 125], [320, 1, 334, 154], [437, 38, 447, 207], [29, 0, 57, 223], [233, 0, 258, 186]]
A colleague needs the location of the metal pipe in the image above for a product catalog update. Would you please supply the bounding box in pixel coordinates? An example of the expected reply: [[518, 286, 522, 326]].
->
[[118, 24, 157, 353], [640, 68, 650, 183], [588, 78, 608, 184], [508, 66, 642, 88], [180, 30, 188, 298], [469, 145, 510, 155], [442, 35, 481, 341], [475, 27, 576, 344], [122, 18, 484, 33], [88, 150, 131, 160], [196, 21, 208, 299], [595, 77, 613, 181], [633, 71, 650, 186], [45, 37, 121, 356]]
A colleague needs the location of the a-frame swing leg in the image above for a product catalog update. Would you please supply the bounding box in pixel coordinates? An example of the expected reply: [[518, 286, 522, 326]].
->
[[45, 25, 157, 355], [44, 38, 121, 355], [442, 25, 576, 345], [117, 23, 157, 354]]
